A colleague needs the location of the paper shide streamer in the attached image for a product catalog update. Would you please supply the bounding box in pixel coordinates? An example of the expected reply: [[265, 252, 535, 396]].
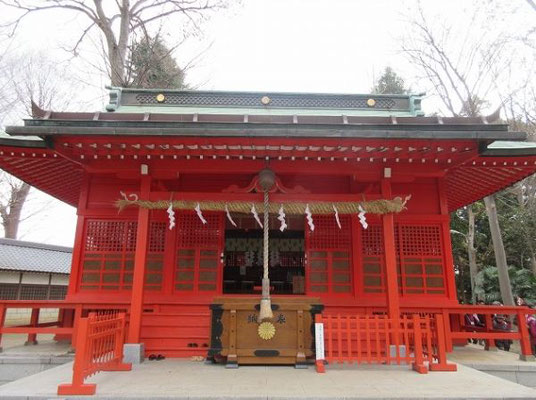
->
[[225, 205, 237, 227], [358, 205, 368, 229], [195, 203, 207, 224], [305, 204, 315, 231], [278, 205, 287, 232], [167, 203, 175, 230], [251, 204, 263, 228], [333, 204, 341, 229]]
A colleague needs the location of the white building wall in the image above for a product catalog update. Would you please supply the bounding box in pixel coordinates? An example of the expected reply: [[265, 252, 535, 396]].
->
[[21, 272, 49, 284], [0, 271, 21, 284], [50, 274, 69, 285]]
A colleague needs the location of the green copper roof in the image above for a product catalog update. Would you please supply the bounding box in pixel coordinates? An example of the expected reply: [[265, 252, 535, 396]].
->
[[105, 87, 425, 117], [483, 140, 536, 156]]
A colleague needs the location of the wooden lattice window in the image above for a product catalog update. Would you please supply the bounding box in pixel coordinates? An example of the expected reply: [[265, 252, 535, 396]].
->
[[144, 222, 166, 292], [49, 285, 68, 300], [307, 215, 352, 295], [360, 223, 446, 296], [175, 212, 223, 293], [361, 225, 385, 294], [397, 225, 445, 295], [81, 220, 137, 291], [80, 219, 166, 292], [20, 285, 48, 300], [0, 284, 19, 300]]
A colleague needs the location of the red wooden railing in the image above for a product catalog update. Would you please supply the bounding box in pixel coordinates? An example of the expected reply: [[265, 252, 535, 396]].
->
[[438, 306, 534, 359], [315, 313, 456, 374], [0, 300, 131, 351], [57, 312, 131, 396], [320, 304, 536, 359]]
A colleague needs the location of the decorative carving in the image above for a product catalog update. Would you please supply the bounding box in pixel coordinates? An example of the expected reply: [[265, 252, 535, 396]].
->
[[223, 173, 310, 194]]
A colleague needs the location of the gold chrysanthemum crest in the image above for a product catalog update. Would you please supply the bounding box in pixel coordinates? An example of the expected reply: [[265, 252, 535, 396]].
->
[[258, 321, 276, 340]]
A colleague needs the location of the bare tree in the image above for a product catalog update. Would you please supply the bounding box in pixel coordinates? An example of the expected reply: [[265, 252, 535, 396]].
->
[[0, 0, 228, 86], [401, 2, 529, 306], [0, 172, 30, 239], [467, 206, 478, 302], [0, 51, 81, 239]]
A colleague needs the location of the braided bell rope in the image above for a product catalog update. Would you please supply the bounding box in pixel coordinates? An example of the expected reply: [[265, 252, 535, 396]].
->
[[263, 191, 269, 282], [258, 190, 273, 321]]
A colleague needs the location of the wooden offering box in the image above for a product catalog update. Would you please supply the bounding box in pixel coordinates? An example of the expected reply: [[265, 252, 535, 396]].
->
[[207, 297, 323, 367]]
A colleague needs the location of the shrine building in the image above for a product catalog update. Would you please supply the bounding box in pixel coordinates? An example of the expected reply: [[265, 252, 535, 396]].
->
[[0, 88, 535, 367]]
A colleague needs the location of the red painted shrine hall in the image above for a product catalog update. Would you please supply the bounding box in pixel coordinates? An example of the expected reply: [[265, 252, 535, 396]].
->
[[1, 88, 536, 369]]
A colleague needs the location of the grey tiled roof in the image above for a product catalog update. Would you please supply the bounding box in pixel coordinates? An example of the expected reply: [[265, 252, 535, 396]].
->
[[0, 238, 72, 274]]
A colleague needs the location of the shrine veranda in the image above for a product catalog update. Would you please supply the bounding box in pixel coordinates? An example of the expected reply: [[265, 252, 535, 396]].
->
[[1, 88, 536, 361]]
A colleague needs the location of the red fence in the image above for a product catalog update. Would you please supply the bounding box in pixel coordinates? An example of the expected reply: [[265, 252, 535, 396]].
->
[[0, 300, 131, 351], [58, 312, 131, 395], [315, 313, 456, 374], [439, 306, 534, 359]]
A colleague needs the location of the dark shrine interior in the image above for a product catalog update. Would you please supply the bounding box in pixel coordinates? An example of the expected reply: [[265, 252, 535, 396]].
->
[[223, 214, 305, 295]]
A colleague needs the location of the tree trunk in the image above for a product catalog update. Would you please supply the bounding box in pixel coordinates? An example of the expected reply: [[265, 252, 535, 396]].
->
[[515, 183, 536, 276], [2, 182, 31, 239], [484, 195, 515, 306], [467, 204, 478, 303], [94, 0, 130, 86]]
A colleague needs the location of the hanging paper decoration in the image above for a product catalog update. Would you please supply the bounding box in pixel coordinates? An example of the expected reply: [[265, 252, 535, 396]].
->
[[225, 205, 237, 227], [278, 205, 287, 232], [333, 204, 341, 229], [245, 250, 254, 267], [305, 204, 315, 232], [166, 202, 176, 230], [195, 203, 207, 224], [119, 190, 138, 202], [358, 205, 368, 229], [270, 248, 280, 267], [251, 204, 263, 228]]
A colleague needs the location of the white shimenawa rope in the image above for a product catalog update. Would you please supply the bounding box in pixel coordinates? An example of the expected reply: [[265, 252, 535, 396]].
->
[[259, 190, 273, 321]]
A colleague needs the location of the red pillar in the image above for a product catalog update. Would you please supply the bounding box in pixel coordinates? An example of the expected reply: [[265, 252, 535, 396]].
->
[[25, 308, 40, 345], [381, 178, 400, 319], [0, 303, 6, 352], [67, 172, 89, 298], [127, 174, 151, 343], [437, 178, 458, 302]]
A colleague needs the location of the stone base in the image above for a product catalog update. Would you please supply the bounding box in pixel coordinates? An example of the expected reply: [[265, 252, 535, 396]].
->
[[24, 341, 38, 346], [225, 361, 238, 369], [519, 353, 536, 362], [123, 343, 145, 364], [389, 344, 407, 358]]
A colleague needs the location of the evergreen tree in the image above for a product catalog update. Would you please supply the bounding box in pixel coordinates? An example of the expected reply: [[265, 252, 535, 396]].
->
[[371, 67, 408, 94], [128, 35, 187, 89]]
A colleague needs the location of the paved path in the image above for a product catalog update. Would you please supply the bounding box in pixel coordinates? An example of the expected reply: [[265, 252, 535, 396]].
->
[[1, 359, 536, 399], [1, 334, 70, 355]]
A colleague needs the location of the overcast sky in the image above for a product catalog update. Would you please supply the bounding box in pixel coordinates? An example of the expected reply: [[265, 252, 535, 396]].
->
[[1, 0, 534, 246]]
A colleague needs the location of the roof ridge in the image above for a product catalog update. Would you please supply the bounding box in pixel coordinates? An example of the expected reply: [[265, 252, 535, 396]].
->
[[0, 238, 72, 253]]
